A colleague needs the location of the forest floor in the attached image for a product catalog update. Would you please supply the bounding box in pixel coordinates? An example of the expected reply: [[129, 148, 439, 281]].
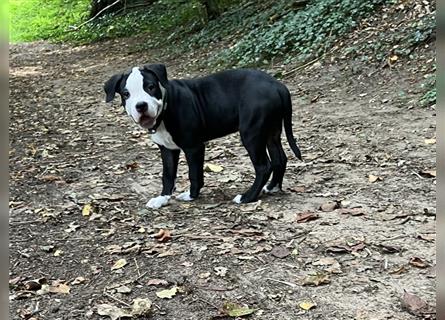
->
[[9, 34, 436, 320]]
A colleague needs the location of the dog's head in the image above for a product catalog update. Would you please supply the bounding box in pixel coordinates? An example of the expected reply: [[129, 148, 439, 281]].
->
[[104, 64, 168, 130]]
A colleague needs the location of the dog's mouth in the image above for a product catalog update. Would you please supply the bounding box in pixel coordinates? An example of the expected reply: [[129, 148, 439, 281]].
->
[[139, 115, 156, 129]]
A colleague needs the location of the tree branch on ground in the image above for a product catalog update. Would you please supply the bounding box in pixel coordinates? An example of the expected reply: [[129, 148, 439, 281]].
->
[[68, 0, 122, 31]]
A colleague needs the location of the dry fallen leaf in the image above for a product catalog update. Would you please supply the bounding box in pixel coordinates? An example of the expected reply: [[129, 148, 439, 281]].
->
[[296, 211, 319, 223], [125, 162, 139, 171], [64, 222, 80, 233], [337, 208, 365, 216], [326, 245, 351, 254], [239, 199, 262, 212], [204, 163, 224, 173], [389, 265, 408, 275], [111, 258, 127, 271], [157, 250, 177, 257], [215, 266, 228, 277], [368, 174, 382, 183], [271, 245, 290, 259], [153, 229, 172, 242], [312, 257, 342, 274], [419, 169, 436, 178], [116, 285, 132, 294], [198, 272, 211, 279], [416, 234, 435, 242], [350, 242, 366, 252], [302, 272, 330, 286], [131, 298, 152, 316], [105, 244, 122, 254], [39, 174, 63, 182], [409, 257, 429, 268], [401, 291, 428, 316], [147, 279, 169, 286], [319, 201, 339, 212], [288, 186, 305, 193], [389, 55, 398, 63], [222, 301, 255, 317], [137, 226, 145, 233], [299, 300, 317, 311], [378, 243, 402, 254], [96, 304, 132, 320], [71, 277, 86, 285], [48, 281, 70, 294], [156, 287, 178, 299], [41, 245, 55, 252], [82, 204, 92, 216], [424, 138, 436, 145]]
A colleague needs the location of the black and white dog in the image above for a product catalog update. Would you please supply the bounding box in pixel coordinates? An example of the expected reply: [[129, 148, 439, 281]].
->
[[104, 64, 301, 209]]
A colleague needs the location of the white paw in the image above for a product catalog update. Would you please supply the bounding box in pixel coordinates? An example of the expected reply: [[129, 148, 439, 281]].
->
[[176, 191, 194, 201], [262, 185, 281, 194], [146, 195, 171, 209], [233, 194, 242, 204]]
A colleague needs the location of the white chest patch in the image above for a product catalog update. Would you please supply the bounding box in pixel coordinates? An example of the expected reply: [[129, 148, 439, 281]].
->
[[151, 122, 180, 150]]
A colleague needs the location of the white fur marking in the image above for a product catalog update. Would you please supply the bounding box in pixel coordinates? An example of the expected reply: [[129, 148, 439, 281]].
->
[[233, 194, 242, 204], [151, 122, 180, 150], [176, 191, 194, 201], [146, 195, 171, 209], [262, 185, 280, 194], [125, 67, 163, 125]]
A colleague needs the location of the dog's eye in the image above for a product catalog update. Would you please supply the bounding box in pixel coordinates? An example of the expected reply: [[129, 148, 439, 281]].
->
[[122, 91, 130, 99], [147, 84, 155, 91]]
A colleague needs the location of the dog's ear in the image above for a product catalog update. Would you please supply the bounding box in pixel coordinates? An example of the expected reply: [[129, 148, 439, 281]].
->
[[143, 64, 168, 87], [104, 73, 123, 103]]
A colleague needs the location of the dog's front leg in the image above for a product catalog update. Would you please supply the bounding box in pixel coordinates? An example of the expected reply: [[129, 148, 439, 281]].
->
[[146, 145, 180, 209], [177, 145, 205, 201]]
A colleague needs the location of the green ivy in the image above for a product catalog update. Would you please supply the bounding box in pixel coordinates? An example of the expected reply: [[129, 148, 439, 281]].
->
[[420, 70, 436, 107], [211, 0, 391, 67]]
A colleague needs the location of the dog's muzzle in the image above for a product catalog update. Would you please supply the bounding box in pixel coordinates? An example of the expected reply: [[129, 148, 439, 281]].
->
[[139, 115, 156, 129]]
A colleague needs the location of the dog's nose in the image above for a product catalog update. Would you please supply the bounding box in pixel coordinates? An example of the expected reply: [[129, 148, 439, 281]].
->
[[135, 102, 148, 113]]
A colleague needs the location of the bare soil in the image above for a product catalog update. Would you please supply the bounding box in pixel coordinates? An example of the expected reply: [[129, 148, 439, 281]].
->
[[9, 38, 436, 320]]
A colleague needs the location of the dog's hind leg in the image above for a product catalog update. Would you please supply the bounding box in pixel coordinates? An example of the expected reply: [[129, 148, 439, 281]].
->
[[264, 132, 287, 194], [234, 135, 272, 204]]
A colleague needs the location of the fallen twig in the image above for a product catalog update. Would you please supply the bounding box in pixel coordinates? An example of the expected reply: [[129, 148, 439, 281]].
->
[[69, 0, 122, 31], [282, 46, 338, 78], [196, 285, 236, 291], [133, 271, 148, 283], [133, 258, 141, 278], [103, 291, 131, 308], [174, 234, 226, 241], [9, 219, 42, 226], [411, 170, 425, 180], [266, 278, 297, 288]]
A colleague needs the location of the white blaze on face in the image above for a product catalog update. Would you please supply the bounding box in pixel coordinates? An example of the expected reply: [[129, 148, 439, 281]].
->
[[125, 67, 163, 124]]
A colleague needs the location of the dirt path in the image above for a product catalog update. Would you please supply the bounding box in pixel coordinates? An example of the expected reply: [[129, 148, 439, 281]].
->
[[9, 40, 436, 319]]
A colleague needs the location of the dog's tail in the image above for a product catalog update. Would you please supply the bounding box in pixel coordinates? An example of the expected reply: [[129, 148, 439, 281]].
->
[[281, 87, 302, 160]]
